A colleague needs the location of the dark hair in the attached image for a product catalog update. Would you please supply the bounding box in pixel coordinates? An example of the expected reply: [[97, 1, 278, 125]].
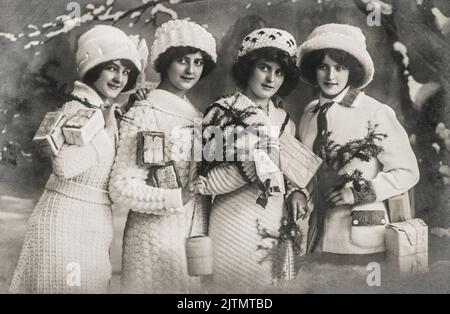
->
[[83, 59, 139, 92], [232, 47, 299, 98], [154, 46, 216, 79], [299, 48, 365, 88]]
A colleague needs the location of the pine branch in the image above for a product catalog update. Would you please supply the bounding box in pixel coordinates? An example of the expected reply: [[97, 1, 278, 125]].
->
[[340, 122, 387, 168], [198, 101, 265, 176], [317, 122, 387, 193]]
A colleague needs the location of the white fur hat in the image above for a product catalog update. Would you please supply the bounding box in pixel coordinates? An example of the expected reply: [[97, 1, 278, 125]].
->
[[297, 23, 375, 89], [76, 25, 148, 82], [238, 28, 297, 58], [150, 19, 217, 68]]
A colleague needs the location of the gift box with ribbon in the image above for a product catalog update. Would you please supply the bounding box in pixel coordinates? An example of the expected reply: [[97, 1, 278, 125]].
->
[[62, 109, 105, 146], [279, 132, 322, 189], [385, 218, 429, 274], [137, 131, 165, 167], [33, 111, 67, 157], [254, 147, 285, 196], [152, 162, 181, 189]]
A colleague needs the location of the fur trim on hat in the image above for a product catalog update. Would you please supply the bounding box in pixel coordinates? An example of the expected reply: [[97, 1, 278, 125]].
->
[[297, 23, 375, 89], [150, 19, 217, 68], [76, 25, 148, 85], [238, 28, 297, 58]]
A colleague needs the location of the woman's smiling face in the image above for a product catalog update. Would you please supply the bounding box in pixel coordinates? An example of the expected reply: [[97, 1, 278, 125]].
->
[[93, 60, 130, 100], [316, 54, 350, 98], [245, 59, 285, 102], [165, 51, 204, 94]]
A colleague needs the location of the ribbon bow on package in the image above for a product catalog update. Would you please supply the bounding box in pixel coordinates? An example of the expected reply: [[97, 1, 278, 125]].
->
[[254, 144, 285, 208]]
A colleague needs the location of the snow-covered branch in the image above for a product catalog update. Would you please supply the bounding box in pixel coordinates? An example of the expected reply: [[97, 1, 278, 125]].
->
[[0, 0, 209, 52]]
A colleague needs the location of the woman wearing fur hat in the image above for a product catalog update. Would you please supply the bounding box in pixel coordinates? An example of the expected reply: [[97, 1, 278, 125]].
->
[[194, 28, 301, 291], [108, 19, 217, 293], [296, 23, 419, 258], [9, 25, 147, 293]]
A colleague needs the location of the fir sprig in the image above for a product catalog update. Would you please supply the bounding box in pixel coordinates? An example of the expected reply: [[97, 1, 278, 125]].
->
[[317, 122, 387, 193], [198, 95, 265, 176], [256, 216, 305, 281]]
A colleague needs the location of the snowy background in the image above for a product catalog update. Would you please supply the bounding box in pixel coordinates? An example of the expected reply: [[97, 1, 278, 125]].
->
[[0, 0, 449, 293]]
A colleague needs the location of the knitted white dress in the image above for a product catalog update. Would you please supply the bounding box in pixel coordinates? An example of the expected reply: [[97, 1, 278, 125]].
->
[[9, 82, 115, 294], [200, 93, 295, 292], [109, 89, 202, 293]]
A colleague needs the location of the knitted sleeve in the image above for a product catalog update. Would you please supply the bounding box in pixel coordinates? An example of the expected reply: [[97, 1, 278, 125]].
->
[[52, 101, 114, 179], [109, 104, 184, 215], [202, 162, 258, 196], [369, 105, 420, 202]]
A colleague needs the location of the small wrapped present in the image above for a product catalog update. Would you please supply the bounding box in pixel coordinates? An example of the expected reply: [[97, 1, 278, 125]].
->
[[385, 218, 429, 274], [388, 192, 412, 223], [150, 162, 181, 189], [137, 131, 165, 166], [62, 109, 105, 146], [279, 132, 322, 189], [33, 111, 67, 157]]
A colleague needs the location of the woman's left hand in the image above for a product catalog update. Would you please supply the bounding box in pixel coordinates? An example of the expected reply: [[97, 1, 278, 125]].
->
[[326, 187, 355, 207], [128, 88, 150, 107]]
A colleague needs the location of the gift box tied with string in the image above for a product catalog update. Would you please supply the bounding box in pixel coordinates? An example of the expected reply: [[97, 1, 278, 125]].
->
[[62, 108, 105, 146], [279, 132, 322, 189], [385, 218, 429, 274], [33, 111, 67, 157]]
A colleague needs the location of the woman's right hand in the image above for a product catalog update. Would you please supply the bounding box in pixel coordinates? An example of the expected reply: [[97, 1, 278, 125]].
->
[[287, 190, 309, 221], [128, 88, 150, 107]]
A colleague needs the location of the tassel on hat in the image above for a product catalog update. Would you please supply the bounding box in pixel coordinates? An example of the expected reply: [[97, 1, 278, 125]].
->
[[297, 23, 375, 89]]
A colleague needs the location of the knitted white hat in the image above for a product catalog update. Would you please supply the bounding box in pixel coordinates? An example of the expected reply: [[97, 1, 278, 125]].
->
[[76, 25, 148, 81], [238, 28, 297, 58], [150, 19, 217, 68], [297, 23, 375, 88]]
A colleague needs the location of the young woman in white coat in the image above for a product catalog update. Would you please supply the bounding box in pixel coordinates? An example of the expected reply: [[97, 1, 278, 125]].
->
[[10, 25, 147, 293], [194, 28, 301, 291], [296, 23, 420, 260], [108, 19, 217, 293]]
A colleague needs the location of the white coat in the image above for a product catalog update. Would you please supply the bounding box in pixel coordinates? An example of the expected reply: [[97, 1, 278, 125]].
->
[[298, 88, 419, 254]]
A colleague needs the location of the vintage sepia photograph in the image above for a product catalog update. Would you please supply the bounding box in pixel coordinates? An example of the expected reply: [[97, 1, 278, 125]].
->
[[0, 0, 449, 295]]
